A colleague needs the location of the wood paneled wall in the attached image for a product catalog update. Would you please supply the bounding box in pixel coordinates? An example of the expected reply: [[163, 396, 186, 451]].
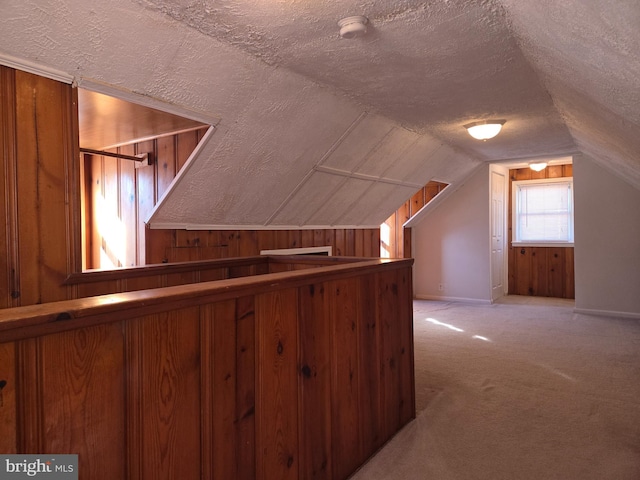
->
[[508, 165, 575, 298], [0, 66, 80, 307], [382, 181, 447, 259], [146, 228, 382, 264], [0, 258, 414, 480], [84, 127, 208, 269]]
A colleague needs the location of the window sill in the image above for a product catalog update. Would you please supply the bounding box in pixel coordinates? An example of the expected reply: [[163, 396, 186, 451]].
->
[[512, 242, 574, 248]]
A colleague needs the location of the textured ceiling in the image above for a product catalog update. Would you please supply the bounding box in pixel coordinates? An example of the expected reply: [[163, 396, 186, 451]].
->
[[0, 0, 638, 228]]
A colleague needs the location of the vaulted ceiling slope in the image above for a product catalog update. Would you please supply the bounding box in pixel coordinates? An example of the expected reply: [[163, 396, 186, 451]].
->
[[1, 0, 638, 228]]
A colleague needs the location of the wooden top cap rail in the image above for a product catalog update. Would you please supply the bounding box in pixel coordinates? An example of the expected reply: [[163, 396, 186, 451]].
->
[[64, 255, 270, 284], [1, 257, 412, 342], [63, 255, 370, 285]]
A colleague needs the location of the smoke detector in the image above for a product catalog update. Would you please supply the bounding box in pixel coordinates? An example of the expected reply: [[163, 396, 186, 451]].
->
[[338, 16, 369, 39]]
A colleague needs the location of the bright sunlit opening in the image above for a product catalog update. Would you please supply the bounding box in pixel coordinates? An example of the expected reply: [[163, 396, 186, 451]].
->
[[380, 221, 391, 258], [425, 317, 465, 332], [96, 194, 127, 269]]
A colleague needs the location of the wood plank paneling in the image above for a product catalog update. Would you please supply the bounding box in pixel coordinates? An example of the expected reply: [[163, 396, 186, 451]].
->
[[403, 227, 412, 259], [256, 288, 299, 480], [301, 230, 315, 248], [0, 67, 18, 308], [147, 227, 381, 265], [127, 309, 201, 480], [176, 130, 200, 172], [532, 247, 548, 295], [378, 268, 415, 438], [288, 230, 302, 250], [0, 342, 16, 453], [5, 67, 82, 303], [235, 296, 257, 480], [135, 140, 156, 266], [565, 248, 575, 298], [547, 247, 563, 297], [345, 229, 356, 256], [329, 278, 363, 479], [120, 152, 138, 268], [104, 155, 120, 267], [397, 267, 415, 423], [410, 191, 424, 217], [40, 324, 126, 479], [75, 279, 121, 298], [157, 136, 176, 199], [358, 275, 383, 454], [354, 229, 364, 257], [16, 339, 43, 453], [15, 70, 78, 304], [201, 297, 257, 480], [122, 275, 164, 292], [85, 128, 208, 270], [87, 154, 102, 268], [513, 246, 532, 296], [226, 232, 241, 258], [363, 228, 376, 258], [205, 300, 235, 479], [547, 164, 564, 178], [2, 258, 414, 480], [298, 283, 332, 480], [425, 182, 444, 202], [334, 229, 346, 257], [379, 271, 402, 439]]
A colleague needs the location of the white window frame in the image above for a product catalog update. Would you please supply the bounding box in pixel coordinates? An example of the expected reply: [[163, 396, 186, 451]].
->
[[512, 177, 574, 247]]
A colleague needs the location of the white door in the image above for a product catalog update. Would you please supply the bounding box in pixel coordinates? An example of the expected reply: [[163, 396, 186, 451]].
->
[[490, 169, 506, 301]]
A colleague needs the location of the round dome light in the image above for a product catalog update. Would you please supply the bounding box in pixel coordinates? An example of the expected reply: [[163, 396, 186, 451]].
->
[[464, 120, 506, 140]]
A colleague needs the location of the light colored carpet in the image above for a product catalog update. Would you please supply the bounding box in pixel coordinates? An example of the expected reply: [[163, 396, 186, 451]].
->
[[350, 297, 640, 480]]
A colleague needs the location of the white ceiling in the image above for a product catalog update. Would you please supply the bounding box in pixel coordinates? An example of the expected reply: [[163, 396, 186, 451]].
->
[[1, 0, 638, 228]]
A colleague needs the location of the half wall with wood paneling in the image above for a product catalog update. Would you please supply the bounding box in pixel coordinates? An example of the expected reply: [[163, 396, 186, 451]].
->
[[508, 165, 575, 298], [0, 257, 415, 480]]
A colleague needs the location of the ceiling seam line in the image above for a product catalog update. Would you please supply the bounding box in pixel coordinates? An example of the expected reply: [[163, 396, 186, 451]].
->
[[315, 111, 369, 168], [263, 167, 316, 225], [264, 110, 369, 226], [314, 165, 423, 189], [347, 126, 398, 174]]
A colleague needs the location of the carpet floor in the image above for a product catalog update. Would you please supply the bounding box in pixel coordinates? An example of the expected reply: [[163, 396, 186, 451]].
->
[[349, 296, 640, 480]]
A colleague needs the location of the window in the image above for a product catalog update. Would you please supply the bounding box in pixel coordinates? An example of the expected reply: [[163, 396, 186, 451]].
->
[[512, 178, 574, 245]]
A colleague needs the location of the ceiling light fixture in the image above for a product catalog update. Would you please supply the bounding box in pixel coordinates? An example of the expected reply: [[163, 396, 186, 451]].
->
[[464, 120, 506, 140], [529, 162, 548, 172], [338, 16, 369, 39]]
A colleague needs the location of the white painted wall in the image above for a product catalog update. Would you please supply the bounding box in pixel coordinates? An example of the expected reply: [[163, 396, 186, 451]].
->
[[573, 155, 640, 317], [413, 164, 491, 303]]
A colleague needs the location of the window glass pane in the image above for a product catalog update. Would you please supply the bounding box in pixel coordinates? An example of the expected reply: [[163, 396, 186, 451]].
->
[[514, 180, 573, 243]]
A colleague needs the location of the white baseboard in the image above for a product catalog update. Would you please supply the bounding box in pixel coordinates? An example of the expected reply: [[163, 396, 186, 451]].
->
[[414, 294, 492, 305], [573, 307, 640, 320]]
